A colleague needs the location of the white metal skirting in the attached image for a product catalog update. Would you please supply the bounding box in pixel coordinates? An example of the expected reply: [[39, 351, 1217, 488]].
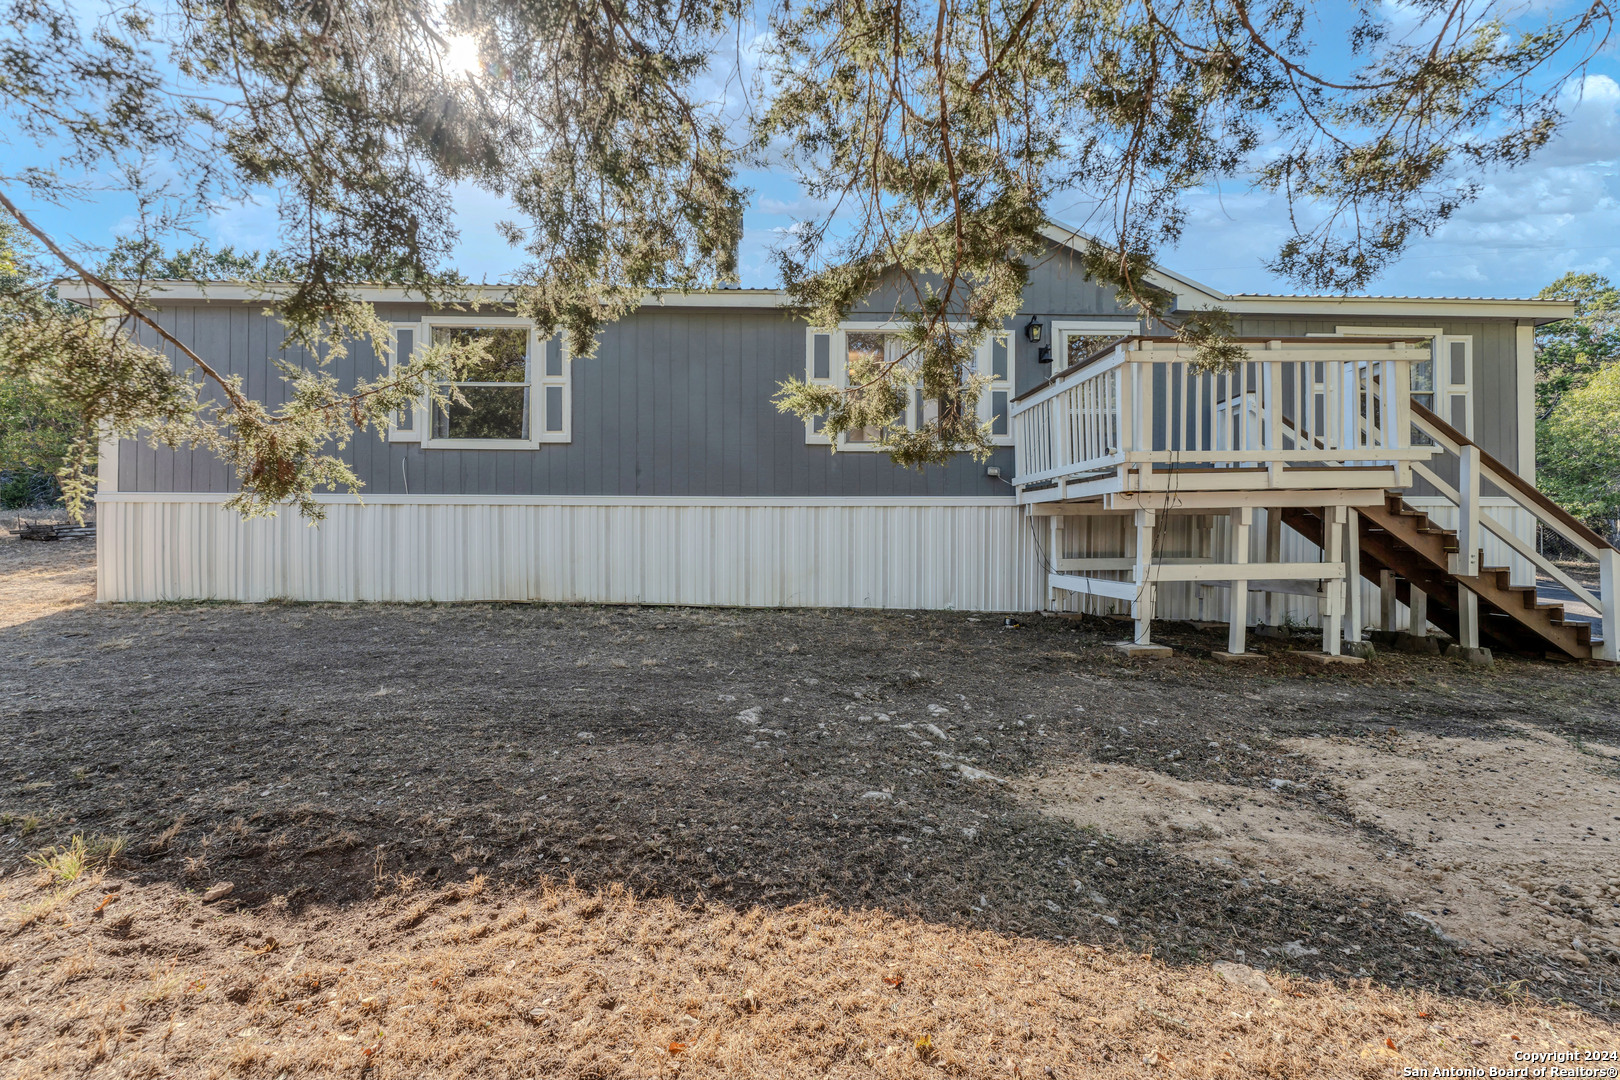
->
[[96, 498, 1044, 610]]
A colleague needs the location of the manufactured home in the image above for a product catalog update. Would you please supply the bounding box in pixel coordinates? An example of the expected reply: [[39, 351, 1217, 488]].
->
[[87, 226, 1617, 661]]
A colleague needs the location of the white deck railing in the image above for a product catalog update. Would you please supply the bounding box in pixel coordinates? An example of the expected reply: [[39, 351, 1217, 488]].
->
[[1009, 337, 1436, 487]]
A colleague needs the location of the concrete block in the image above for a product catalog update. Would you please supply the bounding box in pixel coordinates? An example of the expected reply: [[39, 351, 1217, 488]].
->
[[1289, 649, 1367, 666], [1393, 633, 1441, 656], [1210, 650, 1264, 664], [1114, 642, 1174, 659], [1444, 644, 1494, 667]]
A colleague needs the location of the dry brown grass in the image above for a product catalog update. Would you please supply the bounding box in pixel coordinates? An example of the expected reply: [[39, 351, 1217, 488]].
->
[[2, 871, 1615, 1079], [0, 532, 94, 628]]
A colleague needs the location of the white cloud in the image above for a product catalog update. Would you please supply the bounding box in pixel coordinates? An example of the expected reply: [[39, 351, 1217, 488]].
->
[[1154, 70, 1620, 297], [207, 196, 281, 252], [1540, 74, 1620, 166]]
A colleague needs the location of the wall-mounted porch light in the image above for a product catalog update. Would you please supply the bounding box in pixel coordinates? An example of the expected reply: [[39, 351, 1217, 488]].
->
[[1022, 315, 1044, 344]]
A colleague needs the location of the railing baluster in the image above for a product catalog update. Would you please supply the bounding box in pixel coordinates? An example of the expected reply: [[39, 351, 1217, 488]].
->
[[1083, 376, 1093, 463], [1244, 362, 1256, 451], [1087, 378, 1097, 463], [1076, 384, 1085, 464], [1265, 360, 1279, 452], [1117, 361, 1133, 456], [1159, 362, 1168, 454], [1185, 359, 1198, 453]]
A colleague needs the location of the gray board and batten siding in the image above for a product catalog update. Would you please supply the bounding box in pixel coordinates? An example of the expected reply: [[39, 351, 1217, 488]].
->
[[119, 301, 1020, 498], [116, 245, 1142, 499], [112, 234, 1531, 501]]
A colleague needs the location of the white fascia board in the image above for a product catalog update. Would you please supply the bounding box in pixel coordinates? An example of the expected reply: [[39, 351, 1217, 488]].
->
[[56, 279, 790, 309], [56, 280, 467, 305], [1196, 294, 1577, 322], [95, 492, 1020, 507], [1037, 221, 1229, 309], [1031, 224, 1579, 323]]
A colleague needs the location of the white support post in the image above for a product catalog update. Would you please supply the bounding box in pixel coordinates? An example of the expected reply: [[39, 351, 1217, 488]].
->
[[1229, 507, 1253, 654], [1409, 588, 1429, 637], [1457, 586, 1480, 650], [1322, 506, 1346, 655], [1265, 508, 1283, 626], [1048, 515, 1064, 610], [1117, 353, 1134, 456], [1196, 515, 1214, 622], [1455, 444, 1481, 577], [1380, 569, 1401, 632], [1133, 509, 1158, 645], [1345, 508, 1362, 645], [1601, 548, 1618, 663]]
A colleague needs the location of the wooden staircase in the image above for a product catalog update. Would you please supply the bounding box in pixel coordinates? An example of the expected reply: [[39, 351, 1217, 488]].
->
[[1282, 497, 1596, 660]]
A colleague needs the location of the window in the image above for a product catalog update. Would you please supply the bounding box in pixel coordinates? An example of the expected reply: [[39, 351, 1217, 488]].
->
[[843, 331, 889, 444], [803, 324, 1011, 448], [415, 319, 571, 448], [1410, 347, 1436, 415], [432, 326, 530, 441], [1065, 332, 1128, 368], [987, 332, 1012, 439], [1332, 325, 1472, 438]]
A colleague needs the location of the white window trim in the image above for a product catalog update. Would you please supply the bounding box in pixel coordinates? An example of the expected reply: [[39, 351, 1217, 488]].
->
[[984, 328, 1014, 446], [803, 321, 1006, 451], [387, 323, 423, 443], [1048, 319, 1140, 367], [416, 315, 571, 450]]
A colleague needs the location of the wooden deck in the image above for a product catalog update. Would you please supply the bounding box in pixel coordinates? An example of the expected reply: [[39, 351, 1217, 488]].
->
[[1010, 336, 1618, 661]]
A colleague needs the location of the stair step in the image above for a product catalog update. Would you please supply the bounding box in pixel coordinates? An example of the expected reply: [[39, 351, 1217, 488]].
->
[[1357, 496, 1598, 662]]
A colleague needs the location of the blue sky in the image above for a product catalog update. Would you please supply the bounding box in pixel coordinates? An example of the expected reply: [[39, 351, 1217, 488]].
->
[[14, 2, 1620, 300]]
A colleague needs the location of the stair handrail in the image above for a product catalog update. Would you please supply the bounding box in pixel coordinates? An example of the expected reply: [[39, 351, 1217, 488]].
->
[[1409, 400, 1617, 660], [1410, 402, 1613, 555]]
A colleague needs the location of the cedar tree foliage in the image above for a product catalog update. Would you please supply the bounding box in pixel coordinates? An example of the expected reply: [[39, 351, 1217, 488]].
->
[[762, 0, 1611, 463], [1535, 272, 1620, 420], [0, 0, 1610, 506], [1535, 272, 1620, 536], [0, 0, 745, 519]]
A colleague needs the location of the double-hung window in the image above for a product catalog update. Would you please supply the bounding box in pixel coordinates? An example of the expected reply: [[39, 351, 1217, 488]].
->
[[392, 317, 571, 449], [433, 325, 531, 442], [802, 324, 1013, 449]]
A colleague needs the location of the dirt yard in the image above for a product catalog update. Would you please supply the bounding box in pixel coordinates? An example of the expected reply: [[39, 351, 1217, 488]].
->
[[3, 532, 1620, 1078]]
